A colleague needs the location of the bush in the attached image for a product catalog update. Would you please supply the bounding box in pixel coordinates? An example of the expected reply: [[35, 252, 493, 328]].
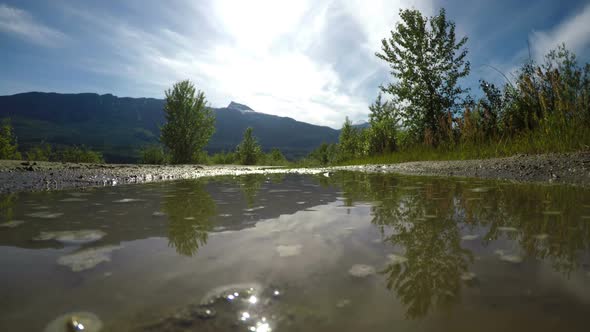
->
[[26, 143, 52, 161], [140, 145, 168, 164], [211, 151, 237, 164], [59, 146, 104, 163]]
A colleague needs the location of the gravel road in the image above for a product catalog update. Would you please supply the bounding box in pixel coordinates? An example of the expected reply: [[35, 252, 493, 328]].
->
[[1, 151, 588, 193]]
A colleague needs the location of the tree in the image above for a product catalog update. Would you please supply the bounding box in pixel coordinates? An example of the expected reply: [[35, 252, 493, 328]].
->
[[0, 118, 22, 160], [160, 80, 215, 164], [376, 8, 470, 146], [235, 127, 261, 165], [338, 117, 360, 160], [368, 93, 399, 154]]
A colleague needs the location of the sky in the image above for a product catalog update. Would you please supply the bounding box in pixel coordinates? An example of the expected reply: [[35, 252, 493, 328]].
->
[[1, 0, 589, 129]]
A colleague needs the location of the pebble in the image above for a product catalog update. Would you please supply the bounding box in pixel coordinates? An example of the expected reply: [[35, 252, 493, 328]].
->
[[43, 312, 103, 332]]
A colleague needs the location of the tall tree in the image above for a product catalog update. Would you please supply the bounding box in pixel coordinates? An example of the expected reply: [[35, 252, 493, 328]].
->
[[338, 117, 359, 160], [235, 127, 262, 165], [161, 80, 215, 164], [376, 8, 470, 145]]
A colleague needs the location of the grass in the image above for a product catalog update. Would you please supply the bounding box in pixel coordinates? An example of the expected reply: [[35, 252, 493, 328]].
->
[[340, 123, 590, 166]]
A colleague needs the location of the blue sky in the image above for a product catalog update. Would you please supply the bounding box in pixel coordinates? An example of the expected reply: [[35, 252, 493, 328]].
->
[[1, 0, 589, 128]]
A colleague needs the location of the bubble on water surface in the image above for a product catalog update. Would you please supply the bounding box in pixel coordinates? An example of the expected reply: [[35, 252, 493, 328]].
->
[[59, 198, 87, 202], [0, 220, 25, 228], [497, 227, 519, 232], [34, 230, 106, 245], [44, 311, 103, 332], [57, 245, 122, 272], [348, 264, 376, 278], [26, 211, 64, 219], [276, 245, 302, 257], [534, 234, 549, 240], [113, 198, 144, 203], [387, 254, 408, 265], [461, 234, 479, 241], [461, 272, 477, 281]]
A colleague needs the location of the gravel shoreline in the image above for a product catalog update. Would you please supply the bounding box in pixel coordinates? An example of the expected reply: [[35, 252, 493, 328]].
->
[[1, 151, 589, 194]]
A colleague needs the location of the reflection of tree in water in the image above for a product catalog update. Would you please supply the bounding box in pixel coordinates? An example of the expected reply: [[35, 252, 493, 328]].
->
[[238, 174, 266, 208], [0, 193, 16, 222], [162, 180, 217, 256], [369, 175, 471, 319], [333, 172, 590, 318]]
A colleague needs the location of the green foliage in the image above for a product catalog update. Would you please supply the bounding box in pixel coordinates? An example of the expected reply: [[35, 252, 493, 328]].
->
[[367, 93, 399, 155], [161, 80, 215, 164], [338, 117, 361, 161], [264, 148, 288, 166], [376, 8, 470, 146], [140, 145, 168, 164], [0, 118, 22, 160], [235, 127, 262, 165], [307, 143, 339, 166], [59, 146, 104, 163], [26, 143, 52, 161], [210, 151, 237, 164]]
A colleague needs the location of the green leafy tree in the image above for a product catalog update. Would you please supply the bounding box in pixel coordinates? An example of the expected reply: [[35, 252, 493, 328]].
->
[[338, 117, 360, 161], [59, 146, 104, 163], [368, 93, 399, 154], [235, 127, 262, 165], [0, 118, 22, 160], [376, 8, 470, 145], [161, 80, 215, 164]]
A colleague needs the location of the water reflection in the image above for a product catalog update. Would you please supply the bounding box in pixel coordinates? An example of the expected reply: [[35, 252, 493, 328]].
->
[[162, 181, 216, 256], [237, 174, 266, 208], [334, 172, 590, 318]]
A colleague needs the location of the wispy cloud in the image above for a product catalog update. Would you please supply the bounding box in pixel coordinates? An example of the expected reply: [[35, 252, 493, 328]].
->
[[0, 4, 67, 47], [529, 2, 590, 61]]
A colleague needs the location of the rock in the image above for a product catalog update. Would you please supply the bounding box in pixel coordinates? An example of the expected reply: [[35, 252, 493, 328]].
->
[[57, 245, 122, 272], [44, 312, 102, 332], [348, 264, 376, 278], [276, 244, 302, 257]]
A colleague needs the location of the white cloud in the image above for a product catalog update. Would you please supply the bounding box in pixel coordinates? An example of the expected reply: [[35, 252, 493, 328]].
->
[[0, 4, 67, 47], [529, 2, 590, 61], [58, 0, 437, 128]]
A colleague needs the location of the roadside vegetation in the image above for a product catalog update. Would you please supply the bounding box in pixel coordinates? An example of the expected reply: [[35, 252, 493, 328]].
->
[[305, 8, 590, 166]]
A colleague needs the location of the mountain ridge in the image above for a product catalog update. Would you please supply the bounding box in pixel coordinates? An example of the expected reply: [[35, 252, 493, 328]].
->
[[0, 92, 340, 162]]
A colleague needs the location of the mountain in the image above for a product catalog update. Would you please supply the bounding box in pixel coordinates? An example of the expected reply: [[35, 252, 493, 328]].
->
[[0, 92, 339, 162]]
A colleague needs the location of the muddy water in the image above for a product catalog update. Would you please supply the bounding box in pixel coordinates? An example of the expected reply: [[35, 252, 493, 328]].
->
[[1, 172, 589, 331]]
